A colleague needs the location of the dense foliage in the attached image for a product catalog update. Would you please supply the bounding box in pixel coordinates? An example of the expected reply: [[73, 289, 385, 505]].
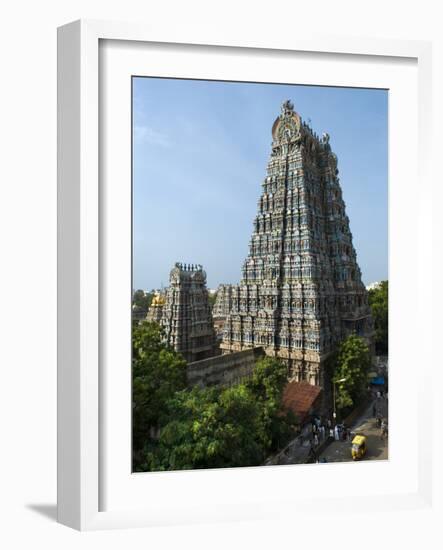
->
[[132, 321, 187, 463], [132, 289, 154, 312], [132, 322, 296, 471], [138, 385, 266, 470], [247, 356, 296, 451], [368, 280, 388, 354], [330, 333, 371, 414]]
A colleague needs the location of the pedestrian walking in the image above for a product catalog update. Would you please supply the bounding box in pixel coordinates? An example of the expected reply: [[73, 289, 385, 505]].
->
[[381, 419, 388, 440], [334, 425, 340, 441], [313, 434, 319, 447], [372, 403, 377, 417], [320, 425, 325, 440], [329, 427, 334, 441]]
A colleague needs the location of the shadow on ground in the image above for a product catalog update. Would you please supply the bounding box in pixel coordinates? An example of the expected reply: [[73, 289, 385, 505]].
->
[[364, 433, 388, 459], [26, 504, 57, 522]]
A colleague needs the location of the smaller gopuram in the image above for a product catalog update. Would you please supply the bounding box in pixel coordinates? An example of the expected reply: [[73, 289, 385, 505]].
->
[[146, 291, 165, 323], [161, 263, 217, 363]]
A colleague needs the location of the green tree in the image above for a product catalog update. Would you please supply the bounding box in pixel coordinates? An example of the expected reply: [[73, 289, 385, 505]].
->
[[247, 357, 296, 451], [132, 289, 154, 312], [132, 321, 187, 464], [138, 384, 265, 471], [331, 334, 371, 413], [368, 280, 388, 354], [136, 356, 296, 472]]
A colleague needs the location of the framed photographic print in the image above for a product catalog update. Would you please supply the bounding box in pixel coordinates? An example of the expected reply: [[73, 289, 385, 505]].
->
[[57, 19, 433, 530], [131, 78, 388, 472]]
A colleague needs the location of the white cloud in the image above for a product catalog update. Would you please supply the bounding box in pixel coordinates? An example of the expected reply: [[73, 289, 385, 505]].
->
[[134, 125, 171, 148]]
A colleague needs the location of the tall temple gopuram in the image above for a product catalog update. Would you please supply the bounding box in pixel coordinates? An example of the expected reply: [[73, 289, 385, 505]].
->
[[161, 262, 216, 363], [220, 100, 373, 387]]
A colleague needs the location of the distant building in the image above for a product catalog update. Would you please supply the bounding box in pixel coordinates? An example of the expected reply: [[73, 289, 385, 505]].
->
[[212, 284, 237, 339], [221, 100, 374, 388], [213, 284, 236, 318], [146, 291, 165, 323], [161, 262, 217, 362]]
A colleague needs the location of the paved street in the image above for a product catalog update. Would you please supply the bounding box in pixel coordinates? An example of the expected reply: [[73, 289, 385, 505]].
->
[[265, 393, 389, 466], [318, 396, 388, 463], [267, 424, 314, 465]]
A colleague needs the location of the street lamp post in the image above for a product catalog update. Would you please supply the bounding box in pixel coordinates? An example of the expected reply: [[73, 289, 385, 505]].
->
[[333, 377, 347, 426]]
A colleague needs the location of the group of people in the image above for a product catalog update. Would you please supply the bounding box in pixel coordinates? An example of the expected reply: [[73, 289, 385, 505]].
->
[[331, 422, 352, 442], [306, 417, 352, 462], [308, 417, 352, 450]]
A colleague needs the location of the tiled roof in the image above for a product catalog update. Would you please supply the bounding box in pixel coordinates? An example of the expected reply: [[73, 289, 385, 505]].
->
[[282, 381, 322, 422]]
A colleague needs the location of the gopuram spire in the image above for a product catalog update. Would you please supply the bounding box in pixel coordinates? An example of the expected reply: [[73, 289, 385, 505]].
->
[[220, 101, 374, 388]]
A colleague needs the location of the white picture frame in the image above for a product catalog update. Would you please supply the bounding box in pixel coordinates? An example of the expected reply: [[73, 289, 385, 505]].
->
[[57, 19, 433, 531]]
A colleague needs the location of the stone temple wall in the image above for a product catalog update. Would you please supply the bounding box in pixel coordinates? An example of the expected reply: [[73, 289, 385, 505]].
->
[[187, 347, 265, 388]]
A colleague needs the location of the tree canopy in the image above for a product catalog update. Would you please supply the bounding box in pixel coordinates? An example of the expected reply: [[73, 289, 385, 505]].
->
[[368, 280, 388, 354], [132, 321, 187, 461], [330, 333, 371, 414], [139, 384, 266, 471], [246, 356, 296, 450], [132, 327, 297, 472], [132, 289, 154, 312]]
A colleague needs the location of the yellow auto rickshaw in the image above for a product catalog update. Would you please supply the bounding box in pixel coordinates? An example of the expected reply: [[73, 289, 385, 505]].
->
[[351, 434, 367, 460]]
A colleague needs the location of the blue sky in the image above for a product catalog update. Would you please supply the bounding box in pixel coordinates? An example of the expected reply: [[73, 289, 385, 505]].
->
[[133, 77, 388, 290]]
